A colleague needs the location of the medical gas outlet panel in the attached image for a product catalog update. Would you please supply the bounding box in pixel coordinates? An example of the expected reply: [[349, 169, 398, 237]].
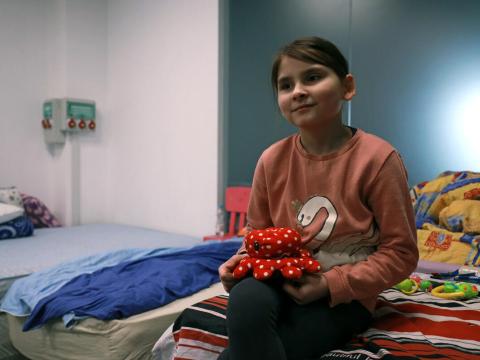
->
[[42, 98, 96, 144]]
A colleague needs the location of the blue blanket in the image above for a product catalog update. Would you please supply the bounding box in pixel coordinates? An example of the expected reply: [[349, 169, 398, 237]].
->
[[1, 247, 184, 317], [22, 240, 240, 331]]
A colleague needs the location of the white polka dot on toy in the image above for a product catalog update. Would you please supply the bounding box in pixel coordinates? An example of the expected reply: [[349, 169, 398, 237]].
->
[[287, 229, 292, 233], [284, 234, 289, 238], [277, 240, 282, 244], [239, 266, 243, 271], [289, 270, 293, 275], [264, 272, 269, 277], [256, 260, 260, 264]]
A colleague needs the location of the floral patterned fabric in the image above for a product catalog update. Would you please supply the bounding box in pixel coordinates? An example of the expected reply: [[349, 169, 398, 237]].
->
[[20, 194, 61, 229]]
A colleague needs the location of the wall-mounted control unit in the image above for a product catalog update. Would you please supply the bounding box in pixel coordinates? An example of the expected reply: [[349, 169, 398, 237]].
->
[[42, 98, 96, 144]]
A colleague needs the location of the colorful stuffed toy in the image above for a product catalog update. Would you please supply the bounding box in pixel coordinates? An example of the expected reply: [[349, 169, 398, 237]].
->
[[232, 227, 321, 280]]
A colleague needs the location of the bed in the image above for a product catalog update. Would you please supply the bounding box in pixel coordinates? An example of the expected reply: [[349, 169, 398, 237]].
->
[[153, 277, 480, 360], [0, 223, 241, 360], [152, 171, 480, 360]]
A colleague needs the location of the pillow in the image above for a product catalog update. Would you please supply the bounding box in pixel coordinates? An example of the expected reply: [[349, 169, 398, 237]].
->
[[413, 171, 480, 227], [0, 203, 25, 223], [0, 215, 34, 240], [0, 186, 24, 207], [20, 193, 61, 228], [439, 199, 480, 234]]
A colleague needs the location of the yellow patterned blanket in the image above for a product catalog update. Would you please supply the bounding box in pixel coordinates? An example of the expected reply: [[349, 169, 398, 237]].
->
[[411, 171, 480, 266]]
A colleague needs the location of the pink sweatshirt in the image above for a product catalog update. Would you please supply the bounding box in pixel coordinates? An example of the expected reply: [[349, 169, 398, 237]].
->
[[243, 128, 418, 313]]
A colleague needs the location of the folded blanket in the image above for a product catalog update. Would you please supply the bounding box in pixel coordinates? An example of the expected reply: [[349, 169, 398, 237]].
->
[[23, 240, 241, 331], [412, 171, 480, 266]]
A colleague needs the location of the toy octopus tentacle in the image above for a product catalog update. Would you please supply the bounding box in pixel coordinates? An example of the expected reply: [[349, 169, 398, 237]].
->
[[303, 258, 322, 273], [253, 260, 275, 280], [281, 265, 302, 279], [233, 258, 252, 279], [299, 249, 312, 258]]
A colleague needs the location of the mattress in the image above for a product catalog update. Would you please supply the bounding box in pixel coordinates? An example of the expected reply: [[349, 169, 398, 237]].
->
[[8, 282, 226, 360], [0, 223, 200, 299]]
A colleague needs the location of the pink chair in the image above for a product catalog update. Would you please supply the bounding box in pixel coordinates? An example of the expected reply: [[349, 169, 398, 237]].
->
[[203, 186, 251, 241]]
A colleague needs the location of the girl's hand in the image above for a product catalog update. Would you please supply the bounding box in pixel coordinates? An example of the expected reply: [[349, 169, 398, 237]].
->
[[218, 254, 248, 292], [283, 273, 330, 305]]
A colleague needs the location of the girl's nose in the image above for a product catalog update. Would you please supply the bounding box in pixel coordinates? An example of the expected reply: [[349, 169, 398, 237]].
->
[[292, 84, 307, 100]]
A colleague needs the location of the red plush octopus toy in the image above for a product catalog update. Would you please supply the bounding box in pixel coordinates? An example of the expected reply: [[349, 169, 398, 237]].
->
[[233, 227, 321, 280]]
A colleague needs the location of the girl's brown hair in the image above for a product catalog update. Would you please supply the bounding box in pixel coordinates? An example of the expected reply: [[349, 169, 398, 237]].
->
[[271, 37, 349, 94]]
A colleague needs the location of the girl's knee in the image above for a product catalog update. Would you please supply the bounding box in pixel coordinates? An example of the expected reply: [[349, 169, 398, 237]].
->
[[227, 277, 282, 323]]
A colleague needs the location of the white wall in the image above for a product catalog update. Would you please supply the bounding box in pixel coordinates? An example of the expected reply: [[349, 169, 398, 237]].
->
[[0, 0, 53, 209], [106, 0, 219, 236], [0, 0, 108, 226], [0, 0, 220, 237]]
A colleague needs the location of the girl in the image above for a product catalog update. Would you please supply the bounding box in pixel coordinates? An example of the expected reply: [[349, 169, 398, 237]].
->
[[218, 36, 418, 360]]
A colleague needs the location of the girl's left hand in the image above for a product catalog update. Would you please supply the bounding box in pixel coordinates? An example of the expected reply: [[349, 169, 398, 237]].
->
[[282, 273, 330, 305]]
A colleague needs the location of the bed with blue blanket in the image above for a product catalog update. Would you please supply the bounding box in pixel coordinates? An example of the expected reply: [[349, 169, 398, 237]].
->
[[0, 224, 240, 360]]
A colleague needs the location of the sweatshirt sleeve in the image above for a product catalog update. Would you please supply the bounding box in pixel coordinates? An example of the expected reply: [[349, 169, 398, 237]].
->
[[236, 157, 274, 254], [322, 151, 419, 306]]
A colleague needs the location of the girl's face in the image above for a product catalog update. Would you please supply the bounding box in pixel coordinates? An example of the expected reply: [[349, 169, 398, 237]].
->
[[276, 56, 355, 130]]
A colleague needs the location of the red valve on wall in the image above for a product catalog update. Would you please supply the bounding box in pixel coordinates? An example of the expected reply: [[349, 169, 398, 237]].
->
[[41, 119, 52, 129], [68, 118, 76, 129]]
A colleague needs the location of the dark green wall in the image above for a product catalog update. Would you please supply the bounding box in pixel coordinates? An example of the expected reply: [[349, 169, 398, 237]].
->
[[226, 0, 480, 188], [227, 0, 351, 186]]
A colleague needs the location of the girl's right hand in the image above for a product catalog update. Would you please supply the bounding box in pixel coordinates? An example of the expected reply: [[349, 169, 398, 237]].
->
[[219, 254, 247, 292]]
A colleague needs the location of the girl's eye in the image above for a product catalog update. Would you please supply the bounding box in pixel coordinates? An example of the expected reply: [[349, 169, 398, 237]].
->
[[278, 83, 291, 91], [307, 74, 322, 82]]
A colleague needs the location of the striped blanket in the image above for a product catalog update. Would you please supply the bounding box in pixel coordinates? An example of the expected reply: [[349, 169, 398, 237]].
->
[[153, 288, 480, 360]]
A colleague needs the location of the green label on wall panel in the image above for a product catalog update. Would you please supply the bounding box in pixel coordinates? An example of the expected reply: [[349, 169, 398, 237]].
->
[[43, 102, 52, 118], [67, 101, 95, 119]]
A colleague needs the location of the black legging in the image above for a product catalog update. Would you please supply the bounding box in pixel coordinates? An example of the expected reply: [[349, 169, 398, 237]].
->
[[218, 277, 372, 360]]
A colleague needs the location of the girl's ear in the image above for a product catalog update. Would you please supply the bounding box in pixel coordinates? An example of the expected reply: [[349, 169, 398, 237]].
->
[[342, 74, 356, 101]]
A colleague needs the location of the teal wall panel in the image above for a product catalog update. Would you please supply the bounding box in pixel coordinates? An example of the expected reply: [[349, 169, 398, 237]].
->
[[227, 0, 351, 185], [226, 0, 480, 188]]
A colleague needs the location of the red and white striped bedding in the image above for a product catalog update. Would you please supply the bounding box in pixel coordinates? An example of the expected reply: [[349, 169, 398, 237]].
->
[[153, 287, 480, 360]]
